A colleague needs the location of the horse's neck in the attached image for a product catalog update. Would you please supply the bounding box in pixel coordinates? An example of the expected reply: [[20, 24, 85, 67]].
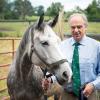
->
[[15, 50, 30, 80], [15, 30, 31, 79], [19, 51, 32, 81], [15, 49, 44, 95], [27, 65, 44, 96]]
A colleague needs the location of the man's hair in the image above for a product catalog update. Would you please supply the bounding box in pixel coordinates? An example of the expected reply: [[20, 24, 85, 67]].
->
[[68, 13, 88, 27]]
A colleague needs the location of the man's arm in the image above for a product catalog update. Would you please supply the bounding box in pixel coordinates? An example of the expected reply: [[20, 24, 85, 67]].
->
[[83, 43, 100, 97]]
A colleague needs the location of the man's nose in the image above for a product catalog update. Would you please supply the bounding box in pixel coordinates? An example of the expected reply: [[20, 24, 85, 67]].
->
[[74, 27, 79, 32]]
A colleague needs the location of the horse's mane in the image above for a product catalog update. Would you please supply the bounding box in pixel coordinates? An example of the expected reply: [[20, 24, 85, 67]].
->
[[14, 25, 34, 79], [18, 26, 32, 56]]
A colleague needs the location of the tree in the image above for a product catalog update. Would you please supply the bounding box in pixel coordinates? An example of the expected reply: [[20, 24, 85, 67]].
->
[[85, 0, 100, 21], [4, 2, 17, 19], [13, 0, 34, 19], [13, 0, 24, 19], [34, 5, 44, 16], [46, 2, 63, 16], [0, 0, 7, 19], [23, 0, 34, 16], [73, 6, 85, 13], [97, 0, 100, 8], [97, 0, 100, 15]]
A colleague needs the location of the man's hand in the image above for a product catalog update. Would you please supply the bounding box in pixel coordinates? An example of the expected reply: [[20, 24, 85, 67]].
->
[[83, 83, 94, 97]]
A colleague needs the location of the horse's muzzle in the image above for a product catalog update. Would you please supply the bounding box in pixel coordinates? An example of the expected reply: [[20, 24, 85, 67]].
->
[[55, 71, 68, 85]]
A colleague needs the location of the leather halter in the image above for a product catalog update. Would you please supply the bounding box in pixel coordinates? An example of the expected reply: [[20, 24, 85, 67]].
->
[[30, 26, 68, 69]]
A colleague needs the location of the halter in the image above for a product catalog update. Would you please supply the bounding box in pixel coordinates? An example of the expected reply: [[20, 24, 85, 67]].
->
[[30, 26, 68, 70]]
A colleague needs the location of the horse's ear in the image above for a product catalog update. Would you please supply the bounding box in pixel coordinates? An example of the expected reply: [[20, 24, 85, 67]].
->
[[37, 13, 44, 28], [48, 14, 59, 27]]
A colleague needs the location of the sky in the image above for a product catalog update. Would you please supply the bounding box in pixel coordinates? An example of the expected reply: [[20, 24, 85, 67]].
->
[[29, 0, 93, 11]]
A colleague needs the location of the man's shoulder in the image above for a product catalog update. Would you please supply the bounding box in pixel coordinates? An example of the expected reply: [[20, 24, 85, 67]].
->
[[85, 36, 100, 49], [59, 37, 72, 49], [61, 37, 72, 45], [86, 36, 100, 44]]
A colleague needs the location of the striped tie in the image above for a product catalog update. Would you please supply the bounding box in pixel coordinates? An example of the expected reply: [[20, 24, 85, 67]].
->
[[72, 42, 81, 96]]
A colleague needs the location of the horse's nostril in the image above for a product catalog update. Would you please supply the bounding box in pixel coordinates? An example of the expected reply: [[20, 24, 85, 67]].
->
[[63, 71, 68, 78]]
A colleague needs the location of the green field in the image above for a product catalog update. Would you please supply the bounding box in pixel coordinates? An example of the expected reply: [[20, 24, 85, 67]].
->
[[0, 22, 29, 37], [0, 21, 100, 37]]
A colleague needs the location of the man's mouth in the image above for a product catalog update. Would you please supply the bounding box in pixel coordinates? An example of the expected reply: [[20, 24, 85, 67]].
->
[[74, 34, 80, 37], [74, 32, 80, 36]]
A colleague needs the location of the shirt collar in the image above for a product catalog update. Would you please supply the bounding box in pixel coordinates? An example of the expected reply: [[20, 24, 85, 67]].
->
[[71, 35, 87, 46]]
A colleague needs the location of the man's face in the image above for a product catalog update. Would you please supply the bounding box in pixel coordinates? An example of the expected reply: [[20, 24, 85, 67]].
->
[[69, 16, 87, 42]]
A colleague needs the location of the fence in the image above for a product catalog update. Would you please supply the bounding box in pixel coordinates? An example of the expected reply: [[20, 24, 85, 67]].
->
[[0, 35, 100, 100], [0, 38, 20, 100]]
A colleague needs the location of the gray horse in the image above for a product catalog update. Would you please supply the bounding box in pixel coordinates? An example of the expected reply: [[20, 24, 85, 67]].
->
[[7, 14, 72, 100]]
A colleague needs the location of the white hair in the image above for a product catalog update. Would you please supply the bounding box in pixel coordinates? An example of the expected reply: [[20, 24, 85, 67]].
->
[[68, 13, 88, 27]]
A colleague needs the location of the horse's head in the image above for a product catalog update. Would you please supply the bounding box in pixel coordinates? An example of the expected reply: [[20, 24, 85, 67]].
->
[[28, 14, 72, 85]]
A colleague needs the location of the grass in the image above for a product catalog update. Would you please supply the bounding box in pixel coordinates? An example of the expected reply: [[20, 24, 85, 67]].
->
[[0, 89, 9, 100], [0, 39, 20, 100], [0, 39, 20, 66], [0, 67, 9, 100], [88, 22, 100, 34], [0, 21, 100, 37], [26, 15, 51, 21], [0, 22, 29, 37], [0, 80, 7, 90]]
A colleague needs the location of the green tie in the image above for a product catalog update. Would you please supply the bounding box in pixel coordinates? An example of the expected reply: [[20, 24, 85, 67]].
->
[[72, 42, 81, 96]]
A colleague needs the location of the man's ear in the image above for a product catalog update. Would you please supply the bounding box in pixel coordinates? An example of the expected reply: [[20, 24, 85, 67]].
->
[[48, 14, 59, 27]]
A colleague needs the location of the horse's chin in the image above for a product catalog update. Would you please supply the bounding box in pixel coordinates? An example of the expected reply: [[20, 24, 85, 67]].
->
[[56, 76, 68, 85]]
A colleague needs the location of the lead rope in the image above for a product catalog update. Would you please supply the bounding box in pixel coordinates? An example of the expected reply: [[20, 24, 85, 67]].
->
[[42, 68, 53, 100]]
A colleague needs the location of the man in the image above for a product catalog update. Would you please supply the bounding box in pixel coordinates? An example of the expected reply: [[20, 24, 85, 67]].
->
[[42, 13, 100, 100]]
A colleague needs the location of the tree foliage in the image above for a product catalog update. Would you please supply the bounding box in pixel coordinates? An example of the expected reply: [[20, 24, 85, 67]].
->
[[34, 5, 44, 16], [13, 0, 34, 19], [0, 0, 34, 19], [0, 0, 7, 19], [85, 0, 100, 21], [46, 2, 63, 16], [0, 0, 100, 21]]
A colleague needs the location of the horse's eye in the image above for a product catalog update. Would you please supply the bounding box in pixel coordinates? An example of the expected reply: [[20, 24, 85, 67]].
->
[[41, 41, 49, 46]]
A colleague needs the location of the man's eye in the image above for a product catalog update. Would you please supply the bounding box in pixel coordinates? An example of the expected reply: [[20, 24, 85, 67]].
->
[[77, 25, 83, 29], [71, 25, 83, 29], [71, 26, 75, 29], [41, 41, 49, 46]]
